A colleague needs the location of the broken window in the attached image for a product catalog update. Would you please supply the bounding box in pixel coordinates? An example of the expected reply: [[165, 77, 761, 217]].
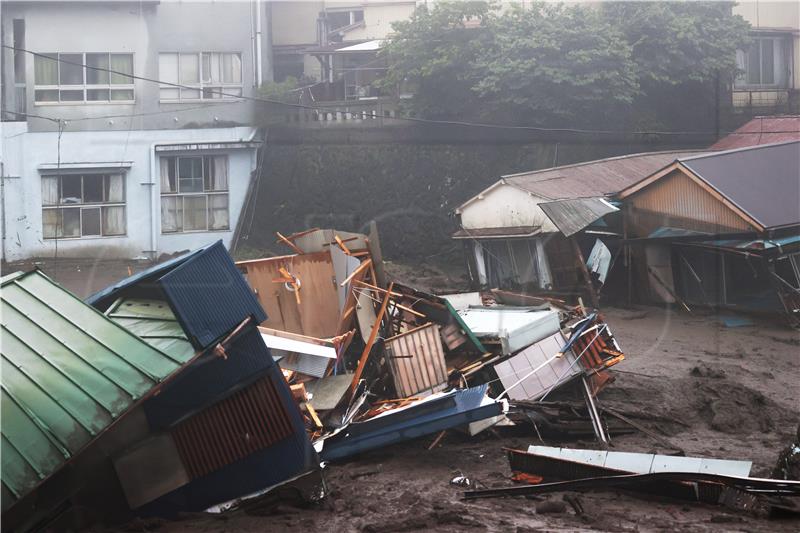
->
[[773, 254, 800, 290], [159, 155, 229, 233], [41, 174, 126, 238], [480, 238, 540, 289]]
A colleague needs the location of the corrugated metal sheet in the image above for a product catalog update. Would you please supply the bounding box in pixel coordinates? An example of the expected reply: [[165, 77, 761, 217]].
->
[[385, 323, 448, 398], [494, 331, 578, 401], [144, 325, 277, 429], [679, 142, 800, 230], [710, 116, 800, 150], [629, 168, 758, 235], [88, 242, 266, 349], [503, 151, 704, 200], [106, 298, 195, 361], [539, 198, 619, 237], [172, 374, 294, 479], [158, 241, 267, 348], [452, 226, 541, 239], [320, 385, 503, 461], [0, 270, 190, 511]]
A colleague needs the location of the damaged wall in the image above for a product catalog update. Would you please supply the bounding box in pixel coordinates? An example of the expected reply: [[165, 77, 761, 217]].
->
[[239, 133, 701, 262]]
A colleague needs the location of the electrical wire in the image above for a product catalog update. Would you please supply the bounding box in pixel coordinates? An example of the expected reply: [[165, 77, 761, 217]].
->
[[6, 45, 800, 138]]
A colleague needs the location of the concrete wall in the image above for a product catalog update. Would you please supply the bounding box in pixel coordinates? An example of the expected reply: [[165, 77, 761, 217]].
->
[[271, 1, 323, 46], [1, 0, 266, 132], [457, 183, 557, 233], [344, 2, 416, 41], [1, 123, 258, 261]]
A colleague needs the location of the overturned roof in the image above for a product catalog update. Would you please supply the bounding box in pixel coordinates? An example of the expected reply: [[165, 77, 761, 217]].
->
[[1, 270, 194, 512], [710, 115, 800, 151], [87, 241, 266, 349]]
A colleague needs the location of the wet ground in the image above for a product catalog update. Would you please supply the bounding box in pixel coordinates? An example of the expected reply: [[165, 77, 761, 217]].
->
[[5, 258, 799, 532]]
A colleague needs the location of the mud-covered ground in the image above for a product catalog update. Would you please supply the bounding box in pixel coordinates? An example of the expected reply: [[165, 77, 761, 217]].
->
[[5, 258, 799, 532], [118, 307, 799, 533]]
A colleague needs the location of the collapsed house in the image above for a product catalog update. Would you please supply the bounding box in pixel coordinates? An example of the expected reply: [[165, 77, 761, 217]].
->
[[452, 150, 702, 305], [618, 141, 800, 322], [0, 241, 319, 532]]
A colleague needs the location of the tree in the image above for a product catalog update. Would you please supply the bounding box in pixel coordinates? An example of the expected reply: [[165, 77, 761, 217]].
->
[[474, 3, 638, 126], [378, 1, 751, 130]]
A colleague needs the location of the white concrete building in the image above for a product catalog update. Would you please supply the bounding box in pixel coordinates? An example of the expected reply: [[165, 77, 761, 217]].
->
[[1, 0, 270, 261]]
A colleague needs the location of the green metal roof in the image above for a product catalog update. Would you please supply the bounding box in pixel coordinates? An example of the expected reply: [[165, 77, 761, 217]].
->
[[105, 298, 195, 361], [0, 270, 194, 511]]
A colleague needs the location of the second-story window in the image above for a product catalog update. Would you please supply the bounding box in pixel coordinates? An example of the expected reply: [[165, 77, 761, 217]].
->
[[158, 52, 242, 101], [160, 155, 230, 233], [735, 36, 790, 89], [34, 53, 134, 104]]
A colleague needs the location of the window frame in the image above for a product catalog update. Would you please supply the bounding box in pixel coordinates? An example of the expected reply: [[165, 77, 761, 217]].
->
[[160, 155, 230, 234], [41, 173, 127, 239], [158, 52, 243, 103], [33, 52, 135, 105], [735, 36, 790, 90]]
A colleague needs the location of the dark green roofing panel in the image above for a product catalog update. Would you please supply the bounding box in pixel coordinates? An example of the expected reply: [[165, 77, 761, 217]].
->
[[105, 298, 195, 361], [0, 270, 194, 511]]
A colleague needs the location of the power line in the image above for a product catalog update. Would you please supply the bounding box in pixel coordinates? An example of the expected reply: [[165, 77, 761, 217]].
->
[[4, 44, 800, 138]]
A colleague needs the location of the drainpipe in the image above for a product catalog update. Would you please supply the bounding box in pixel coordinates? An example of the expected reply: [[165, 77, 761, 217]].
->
[[255, 0, 263, 86]]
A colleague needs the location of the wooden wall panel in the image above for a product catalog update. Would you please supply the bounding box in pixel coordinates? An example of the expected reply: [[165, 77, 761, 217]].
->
[[237, 252, 340, 338]]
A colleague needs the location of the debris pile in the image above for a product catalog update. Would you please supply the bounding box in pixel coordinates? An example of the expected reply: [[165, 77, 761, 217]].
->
[[236, 227, 626, 458]]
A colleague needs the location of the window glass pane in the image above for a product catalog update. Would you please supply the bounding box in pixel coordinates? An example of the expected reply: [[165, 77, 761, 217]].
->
[[61, 176, 82, 204], [746, 43, 761, 84], [59, 53, 84, 85], [106, 174, 125, 202], [42, 176, 59, 205], [87, 89, 110, 101], [110, 89, 134, 101], [761, 39, 774, 84], [161, 197, 181, 232], [86, 53, 109, 84], [203, 86, 221, 99], [222, 53, 242, 84], [102, 206, 125, 235], [110, 54, 133, 84], [35, 89, 58, 102], [160, 87, 180, 100], [34, 53, 59, 85], [353, 10, 364, 22], [202, 52, 213, 83], [60, 89, 84, 101], [42, 209, 58, 238], [83, 175, 104, 203], [180, 53, 199, 83], [209, 194, 229, 230], [159, 53, 179, 84], [82, 207, 101, 236], [62, 208, 81, 237], [183, 196, 207, 230], [179, 158, 203, 192]]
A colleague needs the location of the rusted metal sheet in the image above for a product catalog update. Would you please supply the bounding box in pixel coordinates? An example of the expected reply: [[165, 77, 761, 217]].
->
[[171, 375, 294, 480], [384, 323, 448, 398], [710, 116, 800, 150]]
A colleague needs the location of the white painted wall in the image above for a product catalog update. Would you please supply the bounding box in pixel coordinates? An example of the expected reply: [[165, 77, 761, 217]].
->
[[457, 183, 558, 233], [1, 124, 258, 261]]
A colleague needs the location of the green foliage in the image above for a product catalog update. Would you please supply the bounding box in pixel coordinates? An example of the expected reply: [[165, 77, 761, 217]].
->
[[379, 0, 751, 128], [259, 76, 305, 104]]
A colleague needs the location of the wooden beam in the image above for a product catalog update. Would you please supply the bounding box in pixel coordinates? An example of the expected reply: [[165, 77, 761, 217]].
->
[[276, 231, 305, 255], [349, 281, 394, 398], [340, 258, 372, 287], [571, 237, 599, 309]]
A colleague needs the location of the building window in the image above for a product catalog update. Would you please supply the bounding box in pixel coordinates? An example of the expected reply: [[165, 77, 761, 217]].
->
[[160, 155, 229, 233], [33, 53, 134, 103], [326, 9, 364, 32], [735, 37, 789, 89], [158, 52, 242, 101], [41, 174, 126, 238]]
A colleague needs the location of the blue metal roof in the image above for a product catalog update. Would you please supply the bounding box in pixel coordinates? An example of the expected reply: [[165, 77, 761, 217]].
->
[[87, 241, 266, 349], [320, 385, 503, 461]]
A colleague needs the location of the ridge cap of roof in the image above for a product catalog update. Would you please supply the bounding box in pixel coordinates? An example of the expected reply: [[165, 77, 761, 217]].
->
[[680, 139, 800, 162]]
